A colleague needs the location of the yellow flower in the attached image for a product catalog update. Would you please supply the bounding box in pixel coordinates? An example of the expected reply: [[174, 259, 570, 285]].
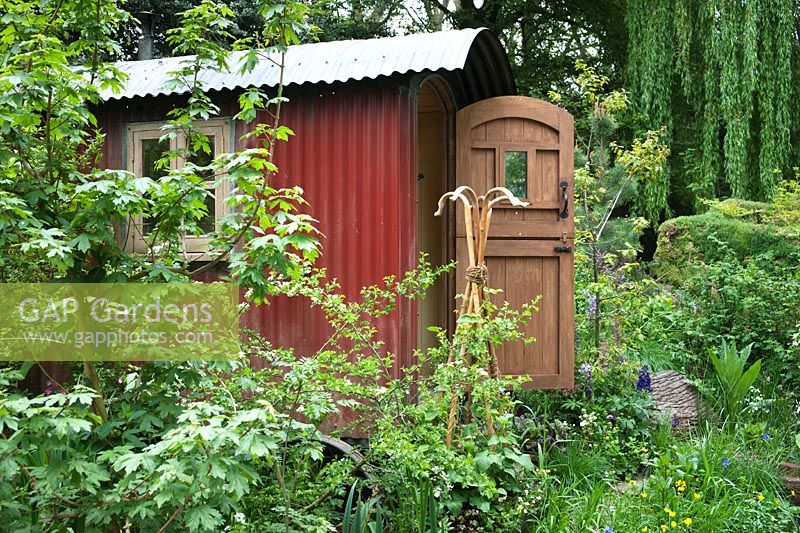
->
[[671, 521, 677, 528], [642, 527, 649, 532], [660, 526, 668, 532], [692, 492, 701, 501], [664, 507, 671, 514], [641, 491, 649, 498], [669, 510, 676, 518], [792, 490, 796, 497], [675, 480, 687, 492], [629, 480, 637, 487], [683, 518, 693, 526], [757, 493, 765, 502]]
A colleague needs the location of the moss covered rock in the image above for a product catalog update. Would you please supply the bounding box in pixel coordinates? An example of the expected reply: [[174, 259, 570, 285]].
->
[[653, 198, 800, 284]]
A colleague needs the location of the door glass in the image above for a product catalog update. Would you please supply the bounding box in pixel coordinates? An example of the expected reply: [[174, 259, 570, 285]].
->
[[504, 150, 527, 199], [141, 138, 169, 234]]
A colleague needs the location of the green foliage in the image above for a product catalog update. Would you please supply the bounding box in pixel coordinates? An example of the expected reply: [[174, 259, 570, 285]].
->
[[0, 0, 321, 442], [710, 342, 762, 423], [626, 0, 795, 205], [615, 127, 671, 223], [565, 59, 669, 354], [367, 310, 538, 531], [770, 177, 800, 225], [393, 482, 442, 533], [688, 252, 800, 383], [0, 0, 319, 293], [513, 424, 798, 532], [342, 481, 384, 533], [0, 256, 549, 530], [0, 259, 445, 530], [608, 427, 796, 532], [1, 360, 262, 529], [652, 192, 800, 389]]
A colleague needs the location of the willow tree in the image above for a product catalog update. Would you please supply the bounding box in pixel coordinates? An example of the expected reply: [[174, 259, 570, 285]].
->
[[626, 0, 794, 209]]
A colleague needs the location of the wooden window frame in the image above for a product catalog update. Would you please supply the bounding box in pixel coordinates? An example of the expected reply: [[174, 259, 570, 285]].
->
[[125, 119, 232, 260]]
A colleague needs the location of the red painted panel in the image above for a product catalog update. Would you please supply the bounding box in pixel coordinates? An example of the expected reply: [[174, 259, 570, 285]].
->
[[244, 87, 418, 386]]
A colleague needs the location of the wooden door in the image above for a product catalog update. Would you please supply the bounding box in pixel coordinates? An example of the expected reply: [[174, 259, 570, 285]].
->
[[456, 96, 574, 389]]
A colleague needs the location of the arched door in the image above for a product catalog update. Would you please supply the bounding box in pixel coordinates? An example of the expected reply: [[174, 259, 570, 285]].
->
[[456, 96, 574, 388]]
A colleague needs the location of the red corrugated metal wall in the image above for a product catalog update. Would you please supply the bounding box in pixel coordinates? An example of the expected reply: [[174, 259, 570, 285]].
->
[[245, 87, 418, 381], [97, 85, 419, 389]]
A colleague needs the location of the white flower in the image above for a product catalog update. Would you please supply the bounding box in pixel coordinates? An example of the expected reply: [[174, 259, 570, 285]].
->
[[234, 512, 246, 524]]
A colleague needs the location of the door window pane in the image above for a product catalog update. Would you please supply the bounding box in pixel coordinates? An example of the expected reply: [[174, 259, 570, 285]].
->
[[504, 151, 527, 199]]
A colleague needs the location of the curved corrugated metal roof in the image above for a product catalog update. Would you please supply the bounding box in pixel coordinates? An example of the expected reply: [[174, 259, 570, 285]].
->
[[99, 28, 512, 101]]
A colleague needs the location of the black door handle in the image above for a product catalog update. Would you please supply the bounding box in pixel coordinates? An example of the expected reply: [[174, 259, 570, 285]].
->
[[554, 246, 572, 253], [560, 181, 569, 219]]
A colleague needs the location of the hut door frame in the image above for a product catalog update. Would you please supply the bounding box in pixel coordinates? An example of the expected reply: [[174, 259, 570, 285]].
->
[[415, 78, 457, 354]]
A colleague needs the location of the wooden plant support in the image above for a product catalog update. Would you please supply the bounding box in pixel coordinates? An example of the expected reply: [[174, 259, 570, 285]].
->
[[434, 186, 528, 448]]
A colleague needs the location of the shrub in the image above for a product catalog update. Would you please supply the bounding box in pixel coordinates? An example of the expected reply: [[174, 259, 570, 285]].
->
[[674, 249, 800, 387], [366, 301, 539, 531], [0, 259, 446, 531], [517, 354, 656, 479], [653, 209, 800, 285], [653, 185, 800, 286]]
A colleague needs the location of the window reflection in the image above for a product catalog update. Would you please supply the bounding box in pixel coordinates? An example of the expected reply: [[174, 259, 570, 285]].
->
[[504, 150, 527, 199]]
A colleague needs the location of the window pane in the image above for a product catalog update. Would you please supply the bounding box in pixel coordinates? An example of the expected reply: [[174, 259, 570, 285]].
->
[[192, 136, 218, 235], [504, 151, 527, 199], [141, 138, 169, 234], [189, 136, 215, 181], [198, 192, 216, 234], [142, 217, 156, 236], [142, 138, 169, 179]]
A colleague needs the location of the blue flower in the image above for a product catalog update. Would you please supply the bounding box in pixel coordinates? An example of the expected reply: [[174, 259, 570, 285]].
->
[[586, 294, 598, 316], [636, 365, 652, 393], [722, 458, 730, 468], [762, 433, 770, 441], [579, 363, 593, 399], [603, 527, 614, 533], [671, 416, 680, 428]]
